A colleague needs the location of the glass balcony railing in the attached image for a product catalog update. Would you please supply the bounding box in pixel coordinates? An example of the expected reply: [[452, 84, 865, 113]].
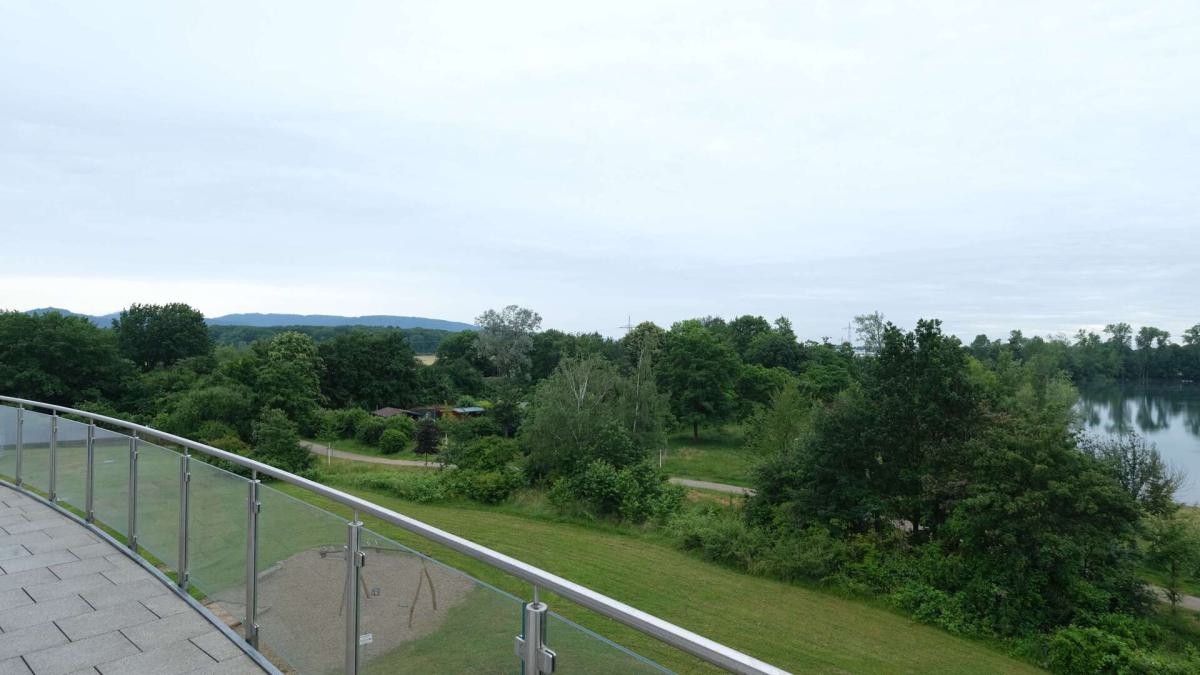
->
[[0, 396, 786, 675]]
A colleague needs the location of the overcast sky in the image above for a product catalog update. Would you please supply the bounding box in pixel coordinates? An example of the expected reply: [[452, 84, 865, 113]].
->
[[1, 1, 1197, 341]]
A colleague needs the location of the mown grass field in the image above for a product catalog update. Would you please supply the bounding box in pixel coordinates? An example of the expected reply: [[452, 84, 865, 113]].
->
[[278, 475, 1044, 675], [662, 425, 758, 487]]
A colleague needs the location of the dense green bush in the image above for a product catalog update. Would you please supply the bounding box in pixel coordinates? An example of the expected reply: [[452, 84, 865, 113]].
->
[[378, 428, 410, 454], [1044, 626, 1136, 674], [201, 435, 254, 477], [549, 459, 682, 523], [253, 407, 312, 474], [354, 415, 389, 446], [444, 467, 524, 504], [194, 420, 238, 443], [443, 435, 520, 471], [320, 407, 370, 439]]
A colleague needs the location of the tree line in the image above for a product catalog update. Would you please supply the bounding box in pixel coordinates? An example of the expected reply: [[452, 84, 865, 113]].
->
[[2, 304, 1199, 672], [969, 322, 1200, 383]]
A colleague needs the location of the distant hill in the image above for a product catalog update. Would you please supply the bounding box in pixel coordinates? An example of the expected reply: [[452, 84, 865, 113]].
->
[[206, 313, 476, 331], [24, 307, 121, 327], [23, 308, 476, 332]]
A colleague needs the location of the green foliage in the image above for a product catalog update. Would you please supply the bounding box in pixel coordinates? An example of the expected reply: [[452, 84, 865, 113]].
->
[[209, 324, 451, 354], [378, 428, 410, 454], [444, 435, 520, 472], [474, 305, 541, 380], [319, 407, 370, 439], [1082, 433, 1184, 517], [742, 384, 809, 457], [549, 460, 682, 522], [322, 469, 448, 503], [0, 311, 134, 406], [252, 407, 313, 473], [317, 330, 419, 410], [112, 303, 212, 371], [1043, 626, 1137, 674], [521, 356, 667, 478], [1143, 513, 1200, 610], [658, 321, 740, 438], [444, 467, 525, 504], [156, 384, 255, 441], [354, 415, 389, 446], [254, 331, 323, 434], [415, 418, 440, 455]]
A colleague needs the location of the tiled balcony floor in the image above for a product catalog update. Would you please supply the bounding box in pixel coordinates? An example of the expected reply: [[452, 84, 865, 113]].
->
[[0, 485, 264, 674]]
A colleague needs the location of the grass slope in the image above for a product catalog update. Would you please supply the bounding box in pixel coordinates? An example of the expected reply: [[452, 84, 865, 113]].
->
[[662, 426, 758, 487], [278, 480, 1042, 674]]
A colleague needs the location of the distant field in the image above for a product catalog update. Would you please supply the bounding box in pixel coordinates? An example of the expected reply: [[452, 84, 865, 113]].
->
[[280, 480, 1043, 675], [662, 425, 757, 487], [415, 354, 437, 365]]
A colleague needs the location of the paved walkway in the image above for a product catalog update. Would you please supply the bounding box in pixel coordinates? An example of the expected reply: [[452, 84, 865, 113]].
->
[[0, 486, 264, 675], [304, 441, 759, 495]]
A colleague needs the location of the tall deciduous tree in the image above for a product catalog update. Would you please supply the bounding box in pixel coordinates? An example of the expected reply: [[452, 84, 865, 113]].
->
[[521, 356, 667, 477], [853, 311, 886, 355], [475, 305, 542, 380], [659, 321, 740, 439], [1144, 513, 1200, 611], [112, 303, 212, 371], [255, 332, 323, 433]]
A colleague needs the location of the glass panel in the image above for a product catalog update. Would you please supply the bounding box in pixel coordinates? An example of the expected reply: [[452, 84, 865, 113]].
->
[[357, 528, 523, 675], [133, 440, 181, 569], [19, 410, 52, 494], [256, 484, 351, 675], [187, 458, 248, 623], [55, 417, 90, 511], [546, 611, 671, 674], [0, 405, 16, 481], [92, 427, 132, 538]]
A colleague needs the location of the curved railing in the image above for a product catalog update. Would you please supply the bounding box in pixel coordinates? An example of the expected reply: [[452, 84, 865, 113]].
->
[[0, 395, 787, 675]]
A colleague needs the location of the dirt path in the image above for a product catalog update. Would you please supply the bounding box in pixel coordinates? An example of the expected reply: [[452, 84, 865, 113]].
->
[[1151, 585, 1200, 612], [302, 440, 444, 468], [304, 441, 758, 494], [668, 477, 756, 495]]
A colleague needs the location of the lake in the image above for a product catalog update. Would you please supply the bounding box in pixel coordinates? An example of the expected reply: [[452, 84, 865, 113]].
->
[[1077, 383, 1200, 504]]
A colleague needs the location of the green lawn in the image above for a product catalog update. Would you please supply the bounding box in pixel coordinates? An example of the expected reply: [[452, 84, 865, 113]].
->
[[661, 425, 759, 487], [277, 480, 1043, 675]]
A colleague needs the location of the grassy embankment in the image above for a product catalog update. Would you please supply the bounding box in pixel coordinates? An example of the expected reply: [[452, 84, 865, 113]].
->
[[285, 461, 1043, 675]]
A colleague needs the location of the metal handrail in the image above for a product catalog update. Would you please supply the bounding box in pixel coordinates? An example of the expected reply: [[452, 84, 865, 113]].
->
[[0, 395, 785, 675]]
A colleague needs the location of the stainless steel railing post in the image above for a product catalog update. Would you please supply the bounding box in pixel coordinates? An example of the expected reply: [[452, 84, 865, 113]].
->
[[345, 518, 364, 675], [85, 422, 95, 522], [245, 477, 260, 647], [177, 452, 190, 590], [128, 431, 139, 551], [14, 404, 22, 487], [516, 600, 557, 674], [48, 411, 58, 501]]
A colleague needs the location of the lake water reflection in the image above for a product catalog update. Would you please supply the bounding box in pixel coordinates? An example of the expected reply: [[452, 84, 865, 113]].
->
[[1077, 384, 1200, 504]]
